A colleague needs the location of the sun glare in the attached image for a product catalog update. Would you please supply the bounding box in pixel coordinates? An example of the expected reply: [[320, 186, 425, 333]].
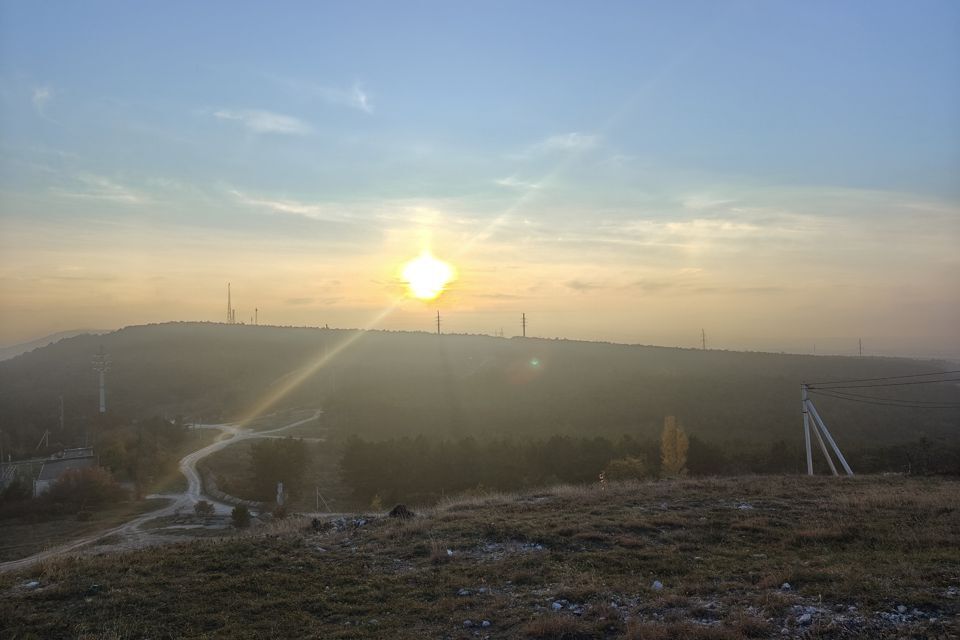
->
[[402, 251, 455, 300]]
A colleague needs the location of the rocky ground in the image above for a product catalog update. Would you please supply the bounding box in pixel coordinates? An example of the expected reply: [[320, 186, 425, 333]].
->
[[1, 476, 958, 639]]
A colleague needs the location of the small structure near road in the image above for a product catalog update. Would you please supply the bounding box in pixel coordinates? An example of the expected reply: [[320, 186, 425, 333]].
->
[[32, 447, 96, 497]]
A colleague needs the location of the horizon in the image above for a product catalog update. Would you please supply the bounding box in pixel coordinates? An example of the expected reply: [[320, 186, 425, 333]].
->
[[3, 319, 958, 362], [1, 1, 958, 359]]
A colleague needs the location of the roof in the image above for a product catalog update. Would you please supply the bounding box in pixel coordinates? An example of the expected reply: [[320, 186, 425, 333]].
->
[[36, 456, 96, 482], [51, 447, 94, 460]]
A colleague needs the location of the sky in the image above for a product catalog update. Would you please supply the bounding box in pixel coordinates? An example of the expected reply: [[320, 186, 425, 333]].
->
[[1, 1, 958, 358]]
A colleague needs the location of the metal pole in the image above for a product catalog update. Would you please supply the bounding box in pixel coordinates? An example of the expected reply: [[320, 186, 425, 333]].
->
[[99, 371, 106, 414], [802, 385, 813, 475], [810, 413, 838, 476], [806, 399, 854, 476]]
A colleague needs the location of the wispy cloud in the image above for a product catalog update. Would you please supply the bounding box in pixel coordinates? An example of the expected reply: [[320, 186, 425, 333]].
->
[[566, 279, 603, 292], [494, 175, 542, 190], [213, 109, 313, 135], [229, 189, 352, 222], [321, 83, 373, 114], [52, 174, 147, 204], [521, 132, 599, 157], [31, 86, 53, 114], [275, 77, 374, 114]]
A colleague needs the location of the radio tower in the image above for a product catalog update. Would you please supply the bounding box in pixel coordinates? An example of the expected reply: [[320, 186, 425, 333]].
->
[[227, 283, 233, 324], [92, 346, 111, 414]]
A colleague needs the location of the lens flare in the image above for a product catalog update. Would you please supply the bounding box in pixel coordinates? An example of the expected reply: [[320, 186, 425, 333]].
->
[[402, 251, 455, 300]]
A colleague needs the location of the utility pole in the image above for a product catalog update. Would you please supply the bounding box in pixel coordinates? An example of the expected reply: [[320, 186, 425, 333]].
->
[[701, 329, 706, 350], [255, 307, 258, 325], [436, 310, 441, 335], [522, 313, 526, 338], [859, 338, 862, 357], [92, 346, 110, 414]]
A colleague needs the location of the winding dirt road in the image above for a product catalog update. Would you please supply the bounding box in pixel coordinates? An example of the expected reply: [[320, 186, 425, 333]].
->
[[0, 409, 322, 574]]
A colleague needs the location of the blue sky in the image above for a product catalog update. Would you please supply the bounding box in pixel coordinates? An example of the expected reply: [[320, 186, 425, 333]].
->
[[1, 1, 958, 356]]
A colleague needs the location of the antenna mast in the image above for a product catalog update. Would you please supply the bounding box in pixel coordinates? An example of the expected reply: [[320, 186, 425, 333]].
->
[[92, 346, 111, 414], [701, 329, 706, 350], [227, 283, 232, 324], [436, 310, 441, 335], [522, 313, 526, 338]]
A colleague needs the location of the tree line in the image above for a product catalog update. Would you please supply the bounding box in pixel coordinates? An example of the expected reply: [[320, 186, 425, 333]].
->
[[339, 427, 960, 507]]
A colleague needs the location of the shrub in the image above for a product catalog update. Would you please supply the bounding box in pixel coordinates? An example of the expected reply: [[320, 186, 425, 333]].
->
[[193, 500, 215, 517], [231, 504, 251, 528], [604, 456, 648, 481], [44, 467, 127, 509]]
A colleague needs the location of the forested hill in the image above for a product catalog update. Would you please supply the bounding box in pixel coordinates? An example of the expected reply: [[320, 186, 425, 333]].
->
[[0, 322, 957, 453]]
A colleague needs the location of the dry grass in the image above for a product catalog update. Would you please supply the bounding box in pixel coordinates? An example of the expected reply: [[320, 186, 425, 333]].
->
[[1, 475, 958, 639]]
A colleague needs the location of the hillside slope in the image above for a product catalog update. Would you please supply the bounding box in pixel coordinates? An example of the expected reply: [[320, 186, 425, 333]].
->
[[1, 476, 957, 639], [0, 322, 957, 454]]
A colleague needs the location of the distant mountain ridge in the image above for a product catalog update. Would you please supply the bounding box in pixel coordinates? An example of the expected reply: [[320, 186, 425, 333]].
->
[[0, 329, 109, 362], [0, 322, 956, 455]]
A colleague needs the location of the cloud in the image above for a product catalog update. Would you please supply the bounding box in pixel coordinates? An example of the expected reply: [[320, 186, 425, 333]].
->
[[31, 86, 53, 114], [566, 279, 603, 292], [495, 176, 542, 190], [275, 77, 374, 114], [229, 189, 353, 222], [52, 174, 147, 204], [213, 109, 312, 134], [524, 132, 599, 156]]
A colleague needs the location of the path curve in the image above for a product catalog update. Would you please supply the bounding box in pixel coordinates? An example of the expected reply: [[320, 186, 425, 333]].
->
[[0, 409, 322, 574]]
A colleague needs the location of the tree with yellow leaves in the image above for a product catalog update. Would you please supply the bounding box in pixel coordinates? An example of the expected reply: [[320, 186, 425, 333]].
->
[[660, 415, 689, 478]]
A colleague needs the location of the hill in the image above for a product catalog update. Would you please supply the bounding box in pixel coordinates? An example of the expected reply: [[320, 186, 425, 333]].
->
[[0, 329, 108, 362], [1, 476, 957, 639], [0, 322, 957, 460]]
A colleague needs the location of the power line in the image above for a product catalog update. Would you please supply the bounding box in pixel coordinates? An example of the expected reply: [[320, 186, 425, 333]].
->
[[805, 369, 960, 386], [809, 377, 960, 390], [808, 388, 960, 409], [812, 389, 960, 406]]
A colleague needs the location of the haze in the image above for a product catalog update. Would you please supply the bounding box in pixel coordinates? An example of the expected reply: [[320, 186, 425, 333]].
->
[[1, 1, 958, 358]]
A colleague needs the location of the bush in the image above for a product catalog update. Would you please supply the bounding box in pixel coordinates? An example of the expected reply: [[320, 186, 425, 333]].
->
[[231, 504, 250, 528], [604, 456, 648, 481], [44, 467, 127, 510], [193, 500, 215, 517]]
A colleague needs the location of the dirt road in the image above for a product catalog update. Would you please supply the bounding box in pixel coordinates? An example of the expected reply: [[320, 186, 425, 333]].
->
[[0, 409, 322, 573]]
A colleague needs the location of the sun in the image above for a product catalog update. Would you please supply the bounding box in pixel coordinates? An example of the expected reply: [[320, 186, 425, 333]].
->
[[402, 251, 455, 300]]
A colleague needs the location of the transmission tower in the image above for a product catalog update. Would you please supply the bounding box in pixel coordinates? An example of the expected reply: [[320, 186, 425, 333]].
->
[[92, 346, 111, 414]]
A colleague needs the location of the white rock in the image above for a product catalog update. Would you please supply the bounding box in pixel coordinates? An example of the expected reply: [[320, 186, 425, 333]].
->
[[481, 620, 491, 628], [652, 580, 664, 591], [463, 619, 473, 628], [446, 549, 454, 556], [551, 601, 563, 611], [780, 582, 791, 591], [798, 613, 812, 625], [897, 605, 907, 614], [23, 581, 40, 590]]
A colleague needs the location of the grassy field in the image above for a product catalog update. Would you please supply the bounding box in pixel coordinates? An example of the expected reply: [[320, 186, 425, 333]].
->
[[1, 476, 958, 639], [0, 499, 167, 563]]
